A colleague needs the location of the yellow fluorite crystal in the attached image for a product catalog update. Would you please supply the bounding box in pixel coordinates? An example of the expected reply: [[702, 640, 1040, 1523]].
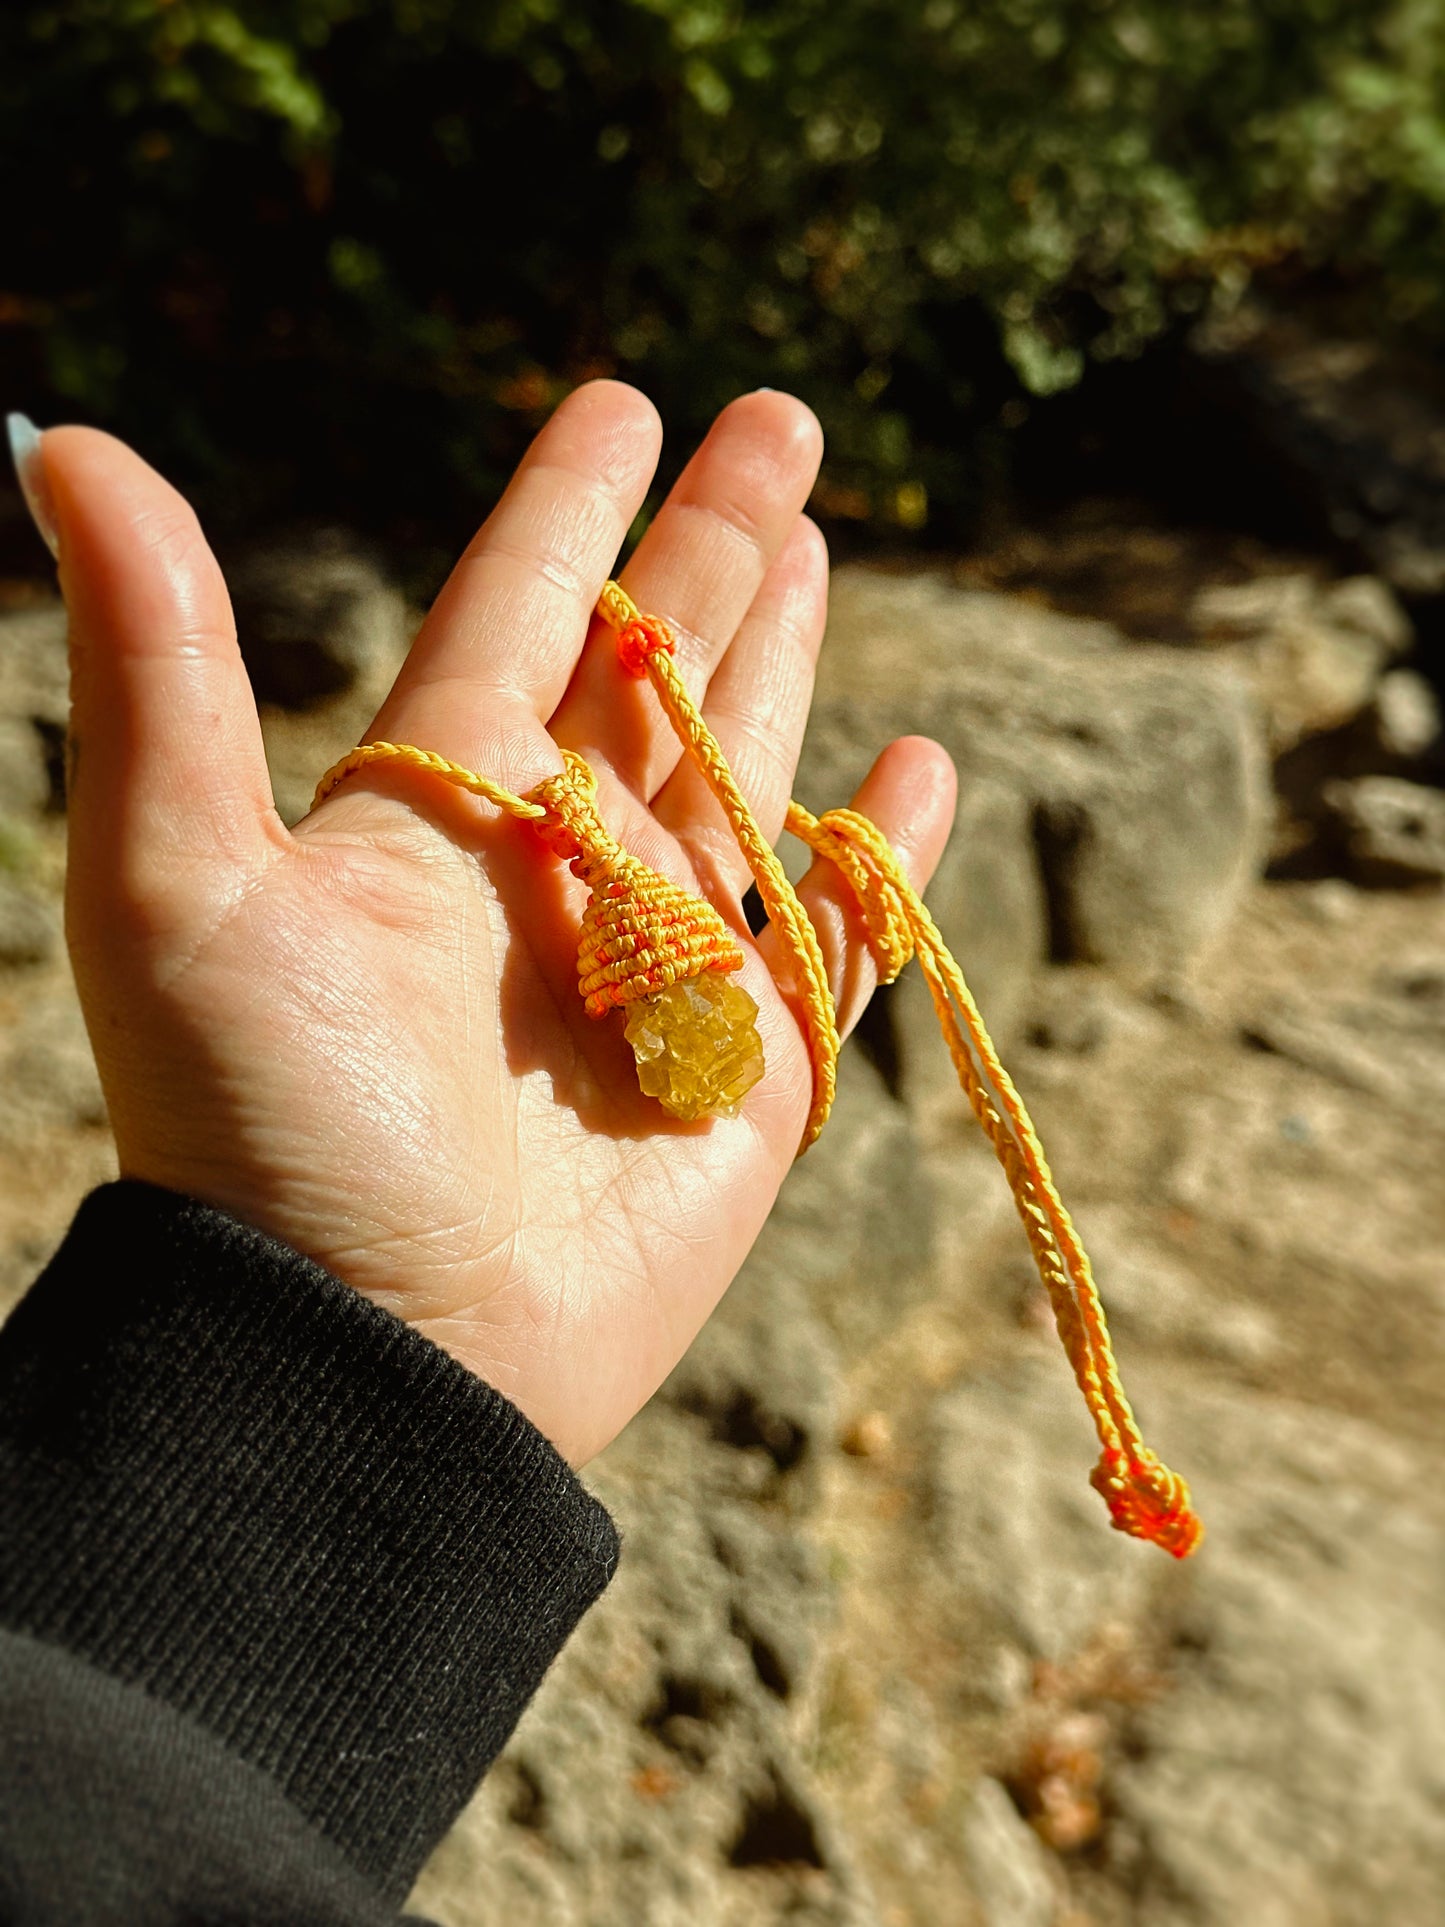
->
[[623, 972, 766, 1121]]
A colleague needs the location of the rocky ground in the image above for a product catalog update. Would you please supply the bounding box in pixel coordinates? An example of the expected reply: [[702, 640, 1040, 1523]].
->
[[1, 517, 1442, 1927]]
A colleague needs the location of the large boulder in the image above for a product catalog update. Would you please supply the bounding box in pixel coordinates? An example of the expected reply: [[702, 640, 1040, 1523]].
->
[[0, 991, 107, 1147], [859, 772, 1047, 1119], [1190, 302, 1445, 602], [0, 603, 68, 817], [1188, 572, 1410, 751], [802, 570, 1270, 1033], [0, 716, 50, 820], [0, 603, 68, 731], [240, 534, 416, 823], [409, 1052, 944, 1927], [408, 1417, 878, 1927], [228, 527, 410, 709], [926, 1360, 1445, 1926], [0, 877, 58, 966]]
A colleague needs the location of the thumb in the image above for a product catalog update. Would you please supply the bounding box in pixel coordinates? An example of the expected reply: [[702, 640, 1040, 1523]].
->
[[29, 425, 279, 914]]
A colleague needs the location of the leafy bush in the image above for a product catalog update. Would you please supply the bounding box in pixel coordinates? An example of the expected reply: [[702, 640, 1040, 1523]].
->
[[3, 0, 1444, 544]]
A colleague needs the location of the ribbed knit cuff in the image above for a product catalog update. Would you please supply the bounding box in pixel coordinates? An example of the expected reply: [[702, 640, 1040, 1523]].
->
[[0, 1181, 619, 1899]]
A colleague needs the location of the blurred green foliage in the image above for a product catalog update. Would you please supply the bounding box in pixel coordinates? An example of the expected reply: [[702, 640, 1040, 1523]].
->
[[3, 0, 1444, 542]]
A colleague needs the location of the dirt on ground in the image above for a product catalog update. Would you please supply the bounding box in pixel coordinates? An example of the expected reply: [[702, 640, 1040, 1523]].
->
[[2, 519, 1442, 1926]]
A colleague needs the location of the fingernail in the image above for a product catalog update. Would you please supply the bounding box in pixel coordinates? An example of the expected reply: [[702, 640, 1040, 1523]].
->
[[6, 413, 60, 559]]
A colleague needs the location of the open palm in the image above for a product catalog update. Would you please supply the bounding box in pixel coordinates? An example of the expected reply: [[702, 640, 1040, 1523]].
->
[[42, 384, 954, 1464]]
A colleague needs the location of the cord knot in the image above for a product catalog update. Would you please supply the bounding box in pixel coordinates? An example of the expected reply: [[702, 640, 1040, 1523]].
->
[[799, 805, 916, 984], [1090, 1450, 1203, 1559], [529, 751, 744, 1017], [617, 615, 676, 678], [529, 751, 623, 877]]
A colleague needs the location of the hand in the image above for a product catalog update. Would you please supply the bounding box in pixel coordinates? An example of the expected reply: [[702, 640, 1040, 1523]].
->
[[38, 384, 956, 1464]]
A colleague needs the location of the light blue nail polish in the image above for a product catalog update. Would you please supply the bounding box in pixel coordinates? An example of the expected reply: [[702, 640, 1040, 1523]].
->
[[6, 413, 60, 560]]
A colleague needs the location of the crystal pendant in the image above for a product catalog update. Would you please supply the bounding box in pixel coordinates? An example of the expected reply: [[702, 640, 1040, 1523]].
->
[[622, 973, 766, 1121]]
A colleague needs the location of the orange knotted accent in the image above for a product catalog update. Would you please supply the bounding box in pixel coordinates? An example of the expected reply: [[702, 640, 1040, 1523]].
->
[[311, 578, 1203, 1561], [616, 615, 675, 679], [529, 752, 743, 1016]]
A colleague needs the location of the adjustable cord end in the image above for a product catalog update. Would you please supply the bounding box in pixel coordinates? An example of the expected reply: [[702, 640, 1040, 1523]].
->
[[1091, 1451, 1203, 1559]]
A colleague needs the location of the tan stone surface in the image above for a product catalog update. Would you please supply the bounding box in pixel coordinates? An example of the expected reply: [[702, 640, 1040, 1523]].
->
[[3, 533, 1441, 1925]]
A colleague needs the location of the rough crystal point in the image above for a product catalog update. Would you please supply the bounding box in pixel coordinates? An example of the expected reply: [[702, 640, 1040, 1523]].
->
[[622, 973, 765, 1121]]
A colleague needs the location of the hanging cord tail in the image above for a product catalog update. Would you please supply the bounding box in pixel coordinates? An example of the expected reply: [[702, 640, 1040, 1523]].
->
[[599, 581, 1199, 1554], [788, 800, 1202, 1559], [597, 582, 841, 1149]]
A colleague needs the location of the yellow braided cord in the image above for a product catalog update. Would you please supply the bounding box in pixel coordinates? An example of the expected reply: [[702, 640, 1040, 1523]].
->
[[597, 578, 640, 633], [596, 584, 841, 1147], [598, 581, 1198, 1557], [309, 581, 1200, 1557], [312, 740, 545, 820], [786, 802, 1201, 1557]]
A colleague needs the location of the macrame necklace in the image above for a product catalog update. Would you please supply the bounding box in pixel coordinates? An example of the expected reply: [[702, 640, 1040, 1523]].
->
[[316, 580, 1202, 1559]]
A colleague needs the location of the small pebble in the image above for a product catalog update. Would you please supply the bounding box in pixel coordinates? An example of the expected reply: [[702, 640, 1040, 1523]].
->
[[1373, 668, 1440, 760], [0, 877, 58, 965], [1301, 879, 1358, 925], [840, 1410, 893, 1458]]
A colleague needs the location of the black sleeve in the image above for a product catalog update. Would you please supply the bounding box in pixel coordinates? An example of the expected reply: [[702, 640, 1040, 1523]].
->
[[0, 1180, 620, 1925]]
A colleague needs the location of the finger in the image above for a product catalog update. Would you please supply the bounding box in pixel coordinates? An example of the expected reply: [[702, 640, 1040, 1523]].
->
[[762, 736, 957, 1041], [42, 425, 279, 901], [653, 515, 828, 897], [367, 380, 661, 791], [549, 389, 822, 802]]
